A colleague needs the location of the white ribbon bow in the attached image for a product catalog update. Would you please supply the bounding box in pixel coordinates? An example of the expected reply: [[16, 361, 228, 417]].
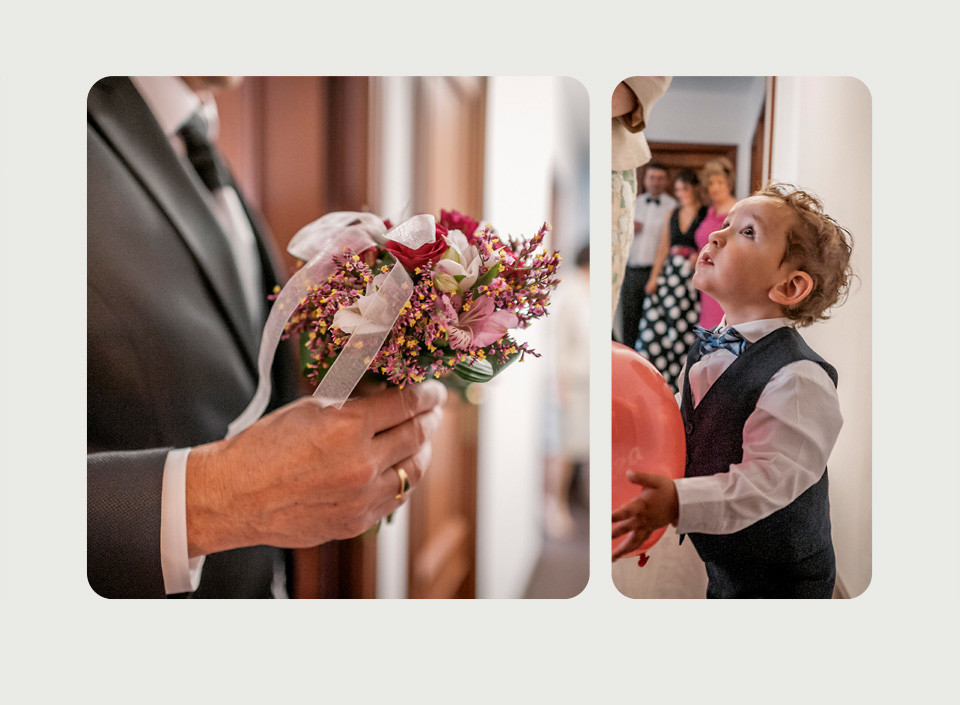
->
[[225, 211, 437, 438]]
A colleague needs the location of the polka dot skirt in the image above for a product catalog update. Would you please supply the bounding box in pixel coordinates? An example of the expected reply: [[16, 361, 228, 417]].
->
[[635, 254, 700, 392]]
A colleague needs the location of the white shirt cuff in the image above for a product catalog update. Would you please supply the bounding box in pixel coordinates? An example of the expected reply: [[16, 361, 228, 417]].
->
[[161, 448, 206, 594], [674, 475, 734, 534]]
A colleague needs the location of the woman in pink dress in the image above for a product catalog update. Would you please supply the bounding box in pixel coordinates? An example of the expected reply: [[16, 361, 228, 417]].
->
[[694, 157, 738, 329]]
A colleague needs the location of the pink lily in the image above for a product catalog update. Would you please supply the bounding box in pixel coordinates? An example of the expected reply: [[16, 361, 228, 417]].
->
[[439, 294, 518, 350]]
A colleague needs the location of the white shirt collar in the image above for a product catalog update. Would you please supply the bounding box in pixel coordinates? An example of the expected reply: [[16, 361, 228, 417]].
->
[[717, 317, 792, 343], [642, 192, 671, 204], [129, 76, 219, 141]]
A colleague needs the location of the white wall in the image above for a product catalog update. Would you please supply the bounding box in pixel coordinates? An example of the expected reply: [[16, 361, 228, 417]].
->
[[643, 76, 767, 199], [477, 76, 589, 598], [374, 76, 589, 599], [770, 77, 872, 597], [476, 77, 554, 598]]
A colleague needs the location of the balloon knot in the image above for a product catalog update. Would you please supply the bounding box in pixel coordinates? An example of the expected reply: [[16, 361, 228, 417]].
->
[[637, 553, 650, 567]]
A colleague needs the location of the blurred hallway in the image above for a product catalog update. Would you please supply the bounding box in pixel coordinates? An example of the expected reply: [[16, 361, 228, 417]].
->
[[613, 527, 708, 598], [523, 465, 589, 599], [613, 527, 849, 598]]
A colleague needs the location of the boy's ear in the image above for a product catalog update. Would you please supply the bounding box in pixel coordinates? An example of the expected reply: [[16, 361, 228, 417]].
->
[[768, 270, 814, 307]]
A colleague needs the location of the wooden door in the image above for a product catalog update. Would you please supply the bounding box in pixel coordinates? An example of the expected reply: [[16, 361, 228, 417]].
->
[[638, 142, 738, 200], [218, 75, 488, 598], [406, 76, 487, 599], [218, 76, 378, 598], [639, 88, 769, 199]]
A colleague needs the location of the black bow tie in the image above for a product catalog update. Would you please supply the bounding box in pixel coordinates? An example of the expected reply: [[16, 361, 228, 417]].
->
[[645, 196, 660, 205], [693, 325, 749, 356]]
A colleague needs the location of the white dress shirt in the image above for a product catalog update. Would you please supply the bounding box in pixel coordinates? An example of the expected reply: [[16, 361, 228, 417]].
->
[[628, 191, 676, 267], [131, 76, 265, 326], [673, 317, 843, 536], [131, 76, 263, 593]]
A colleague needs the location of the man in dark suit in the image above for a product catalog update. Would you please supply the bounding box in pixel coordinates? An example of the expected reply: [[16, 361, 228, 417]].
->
[[87, 76, 444, 598]]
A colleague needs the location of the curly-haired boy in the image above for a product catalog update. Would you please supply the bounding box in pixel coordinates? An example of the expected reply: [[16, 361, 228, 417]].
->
[[613, 183, 854, 598]]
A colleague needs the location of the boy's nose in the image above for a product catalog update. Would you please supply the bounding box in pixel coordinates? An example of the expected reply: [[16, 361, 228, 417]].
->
[[709, 229, 726, 246]]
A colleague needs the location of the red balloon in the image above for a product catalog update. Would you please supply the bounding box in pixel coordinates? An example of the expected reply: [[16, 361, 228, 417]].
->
[[611, 342, 686, 560]]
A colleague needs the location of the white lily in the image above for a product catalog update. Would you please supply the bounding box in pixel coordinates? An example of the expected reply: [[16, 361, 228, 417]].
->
[[433, 229, 488, 293], [332, 272, 396, 335]]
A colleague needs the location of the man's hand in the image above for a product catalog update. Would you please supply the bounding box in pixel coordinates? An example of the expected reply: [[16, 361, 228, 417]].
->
[[611, 471, 679, 561], [185, 381, 447, 556]]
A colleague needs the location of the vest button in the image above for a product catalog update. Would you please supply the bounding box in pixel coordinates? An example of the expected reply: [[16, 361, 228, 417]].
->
[[685, 421, 694, 434]]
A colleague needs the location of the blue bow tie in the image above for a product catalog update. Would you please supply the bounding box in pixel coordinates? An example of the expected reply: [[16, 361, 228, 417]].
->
[[693, 325, 749, 356]]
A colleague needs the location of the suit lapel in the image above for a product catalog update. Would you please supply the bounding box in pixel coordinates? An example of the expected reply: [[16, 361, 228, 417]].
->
[[87, 77, 260, 370]]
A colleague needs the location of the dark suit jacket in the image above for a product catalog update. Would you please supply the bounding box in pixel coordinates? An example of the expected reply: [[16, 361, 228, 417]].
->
[[87, 76, 300, 598]]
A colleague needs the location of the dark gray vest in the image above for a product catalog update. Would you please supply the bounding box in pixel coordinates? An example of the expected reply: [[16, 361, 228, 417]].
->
[[680, 327, 837, 598]]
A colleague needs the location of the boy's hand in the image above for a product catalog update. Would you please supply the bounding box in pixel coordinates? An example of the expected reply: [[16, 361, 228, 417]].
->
[[611, 471, 679, 561]]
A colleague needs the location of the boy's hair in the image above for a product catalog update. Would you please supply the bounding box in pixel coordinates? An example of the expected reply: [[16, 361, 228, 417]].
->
[[700, 157, 735, 193], [756, 182, 854, 327]]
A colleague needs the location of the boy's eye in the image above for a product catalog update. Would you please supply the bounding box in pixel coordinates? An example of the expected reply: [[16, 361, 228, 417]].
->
[[741, 227, 755, 239]]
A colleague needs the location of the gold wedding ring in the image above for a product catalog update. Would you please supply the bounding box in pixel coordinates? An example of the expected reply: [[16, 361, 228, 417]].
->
[[395, 467, 411, 501]]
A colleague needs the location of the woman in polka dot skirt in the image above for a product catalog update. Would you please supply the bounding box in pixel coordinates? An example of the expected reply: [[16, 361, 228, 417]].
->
[[635, 168, 707, 391]]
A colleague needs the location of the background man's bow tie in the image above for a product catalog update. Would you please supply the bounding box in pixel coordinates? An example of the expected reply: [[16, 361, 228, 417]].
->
[[646, 196, 660, 205], [694, 326, 749, 356]]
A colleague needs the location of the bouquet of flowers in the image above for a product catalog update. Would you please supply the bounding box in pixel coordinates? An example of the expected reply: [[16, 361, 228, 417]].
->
[[285, 209, 560, 390], [225, 208, 559, 439]]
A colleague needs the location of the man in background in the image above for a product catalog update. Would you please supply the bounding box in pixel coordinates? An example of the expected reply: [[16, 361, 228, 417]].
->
[[617, 163, 675, 349]]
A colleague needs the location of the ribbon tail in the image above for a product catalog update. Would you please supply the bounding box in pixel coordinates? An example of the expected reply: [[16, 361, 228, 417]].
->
[[226, 257, 332, 439], [224, 212, 430, 436], [312, 263, 413, 409]]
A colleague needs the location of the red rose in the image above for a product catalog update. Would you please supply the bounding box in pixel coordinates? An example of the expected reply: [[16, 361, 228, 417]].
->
[[385, 223, 449, 271], [358, 245, 379, 267], [439, 209, 480, 244]]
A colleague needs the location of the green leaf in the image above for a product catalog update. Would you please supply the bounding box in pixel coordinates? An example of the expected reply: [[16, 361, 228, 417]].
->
[[452, 344, 521, 384], [299, 332, 339, 383], [454, 358, 494, 383], [473, 261, 501, 290], [298, 332, 313, 377]]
